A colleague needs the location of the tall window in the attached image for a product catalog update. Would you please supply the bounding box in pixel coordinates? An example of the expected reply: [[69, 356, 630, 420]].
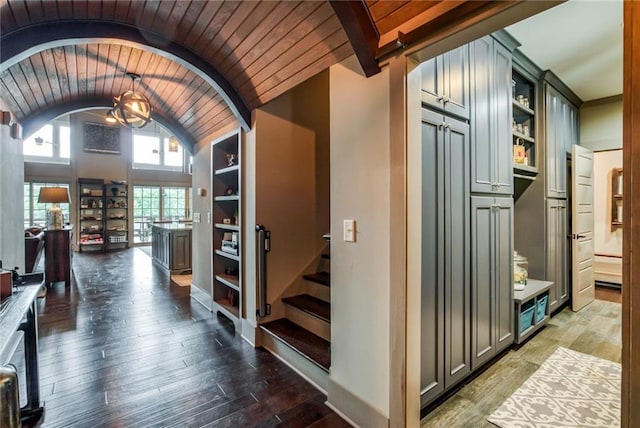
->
[[24, 182, 71, 227], [23, 119, 71, 164], [132, 185, 190, 243], [132, 124, 185, 171]]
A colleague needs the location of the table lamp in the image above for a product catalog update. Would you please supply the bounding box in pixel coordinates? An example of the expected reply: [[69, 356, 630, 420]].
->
[[38, 187, 70, 230]]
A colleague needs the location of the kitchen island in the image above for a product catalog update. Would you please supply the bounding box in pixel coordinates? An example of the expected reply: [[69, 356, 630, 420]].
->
[[151, 223, 192, 274]]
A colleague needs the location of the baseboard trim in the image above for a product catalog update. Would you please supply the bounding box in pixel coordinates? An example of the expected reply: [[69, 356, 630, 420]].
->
[[259, 327, 328, 393], [327, 376, 389, 428], [241, 318, 257, 346], [190, 283, 212, 311]]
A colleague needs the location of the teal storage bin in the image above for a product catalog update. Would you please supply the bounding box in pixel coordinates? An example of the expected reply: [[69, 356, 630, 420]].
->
[[536, 295, 548, 323], [520, 306, 534, 333]]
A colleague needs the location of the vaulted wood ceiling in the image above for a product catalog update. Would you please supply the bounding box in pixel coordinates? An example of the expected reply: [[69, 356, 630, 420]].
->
[[0, 0, 543, 150]]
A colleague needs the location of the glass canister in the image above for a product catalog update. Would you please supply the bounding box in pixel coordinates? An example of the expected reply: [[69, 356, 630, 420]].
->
[[513, 251, 528, 289]]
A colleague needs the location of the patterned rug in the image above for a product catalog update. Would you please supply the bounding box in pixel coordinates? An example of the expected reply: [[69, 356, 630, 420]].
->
[[488, 346, 620, 427]]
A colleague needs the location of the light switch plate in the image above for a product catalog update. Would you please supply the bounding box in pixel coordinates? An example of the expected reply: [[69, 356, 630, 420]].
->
[[194, 212, 201, 223], [207, 212, 211, 224], [343, 219, 356, 242]]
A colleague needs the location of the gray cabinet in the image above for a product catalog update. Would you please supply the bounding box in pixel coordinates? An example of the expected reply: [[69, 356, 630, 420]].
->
[[545, 84, 579, 198], [546, 199, 568, 312], [470, 36, 513, 195], [471, 196, 514, 369], [421, 44, 471, 120], [420, 108, 470, 406]]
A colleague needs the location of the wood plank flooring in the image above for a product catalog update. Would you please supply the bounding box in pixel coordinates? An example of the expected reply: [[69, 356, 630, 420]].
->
[[11, 248, 349, 428], [421, 298, 622, 427]]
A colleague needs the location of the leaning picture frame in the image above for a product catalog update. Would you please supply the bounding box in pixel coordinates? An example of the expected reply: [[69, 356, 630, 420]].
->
[[83, 122, 121, 154]]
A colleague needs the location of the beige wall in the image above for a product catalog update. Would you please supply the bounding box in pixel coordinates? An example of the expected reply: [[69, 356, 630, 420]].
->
[[0, 107, 25, 272], [248, 71, 331, 326], [329, 56, 391, 421], [580, 97, 623, 151], [191, 137, 213, 304], [593, 149, 623, 257]]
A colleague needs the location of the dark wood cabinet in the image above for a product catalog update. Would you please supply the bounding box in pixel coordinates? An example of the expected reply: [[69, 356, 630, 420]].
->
[[44, 227, 72, 287]]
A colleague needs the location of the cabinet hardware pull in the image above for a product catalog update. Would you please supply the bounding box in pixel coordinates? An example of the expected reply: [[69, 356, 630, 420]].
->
[[443, 97, 450, 104], [436, 96, 444, 103]]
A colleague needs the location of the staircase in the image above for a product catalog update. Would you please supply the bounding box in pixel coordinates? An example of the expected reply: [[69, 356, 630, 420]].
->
[[260, 240, 331, 391]]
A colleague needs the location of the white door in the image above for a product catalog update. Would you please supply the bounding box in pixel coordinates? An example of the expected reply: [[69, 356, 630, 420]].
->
[[571, 144, 595, 311]]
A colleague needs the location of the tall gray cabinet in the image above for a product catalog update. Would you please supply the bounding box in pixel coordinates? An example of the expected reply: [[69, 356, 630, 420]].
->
[[419, 34, 515, 408], [471, 197, 514, 369], [419, 108, 471, 406], [543, 76, 580, 312]]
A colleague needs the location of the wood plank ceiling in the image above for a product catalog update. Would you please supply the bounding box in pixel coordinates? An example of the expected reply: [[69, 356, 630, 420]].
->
[[0, 0, 353, 145], [0, 0, 520, 147]]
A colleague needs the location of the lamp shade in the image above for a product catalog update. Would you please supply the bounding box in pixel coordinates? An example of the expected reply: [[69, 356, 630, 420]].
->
[[38, 187, 70, 204]]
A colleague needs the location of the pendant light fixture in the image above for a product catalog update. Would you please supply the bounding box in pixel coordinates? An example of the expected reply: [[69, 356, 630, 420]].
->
[[168, 136, 180, 152], [110, 72, 152, 129]]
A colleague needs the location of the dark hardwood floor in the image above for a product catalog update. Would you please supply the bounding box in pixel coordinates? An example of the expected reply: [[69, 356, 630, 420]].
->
[[12, 248, 349, 428]]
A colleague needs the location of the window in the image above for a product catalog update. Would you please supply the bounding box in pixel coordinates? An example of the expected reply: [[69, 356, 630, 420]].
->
[[24, 182, 71, 228], [23, 120, 71, 164], [132, 124, 185, 171], [132, 185, 191, 244]]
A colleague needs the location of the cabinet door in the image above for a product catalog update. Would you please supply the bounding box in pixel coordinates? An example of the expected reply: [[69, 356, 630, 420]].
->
[[546, 86, 560, 197], [495, 197, 514, 352], [546, 199, 568, 312], [443, 44, 471, 120], [557, 200, 569, 306], [470, 37, 512, 195], [471, 196, 494, 369], [420, 56, 445, 112], [171, 231, 192, 271], [493, 42, 513, 195], [444, 115, 471, 388], [470, 37, 494, 193], [420, 108, 445, 405]]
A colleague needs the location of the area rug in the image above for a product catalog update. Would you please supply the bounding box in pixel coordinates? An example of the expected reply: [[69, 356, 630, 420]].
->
[[488, 346, 620, 428], [170, 274, 192, 287]]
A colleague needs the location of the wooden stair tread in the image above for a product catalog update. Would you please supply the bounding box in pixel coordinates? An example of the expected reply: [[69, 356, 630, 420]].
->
[[282, 294, 330, 323], [303, 272, 330, 287], [261, 319, 330, 372]]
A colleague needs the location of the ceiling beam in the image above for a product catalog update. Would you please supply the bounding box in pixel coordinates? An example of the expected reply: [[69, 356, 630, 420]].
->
[[0, 21, 251, 132], [21, 96, 196, 155], [329, 0, 381, 77]]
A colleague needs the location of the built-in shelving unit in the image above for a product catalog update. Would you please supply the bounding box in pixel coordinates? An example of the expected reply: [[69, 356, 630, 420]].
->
[[512, 69, 537, 174], [78, 179, 105, 252], [78, 179, 130, 252], [105, 182, 129, 250], [211, 131, 242, 327], [612, 168, 623, 227]]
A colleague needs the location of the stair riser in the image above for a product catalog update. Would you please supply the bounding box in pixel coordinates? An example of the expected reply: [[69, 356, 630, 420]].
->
[[285, 305, 331, 341], [305, 281, 331, 303], [260, 331, 329, 393]]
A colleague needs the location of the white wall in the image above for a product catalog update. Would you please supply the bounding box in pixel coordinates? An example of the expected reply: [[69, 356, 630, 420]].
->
[[0, 108, 25, 272], [593, 149, 623, 256], [329, 56, 391, 423], [580, 98, 622, 151]]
